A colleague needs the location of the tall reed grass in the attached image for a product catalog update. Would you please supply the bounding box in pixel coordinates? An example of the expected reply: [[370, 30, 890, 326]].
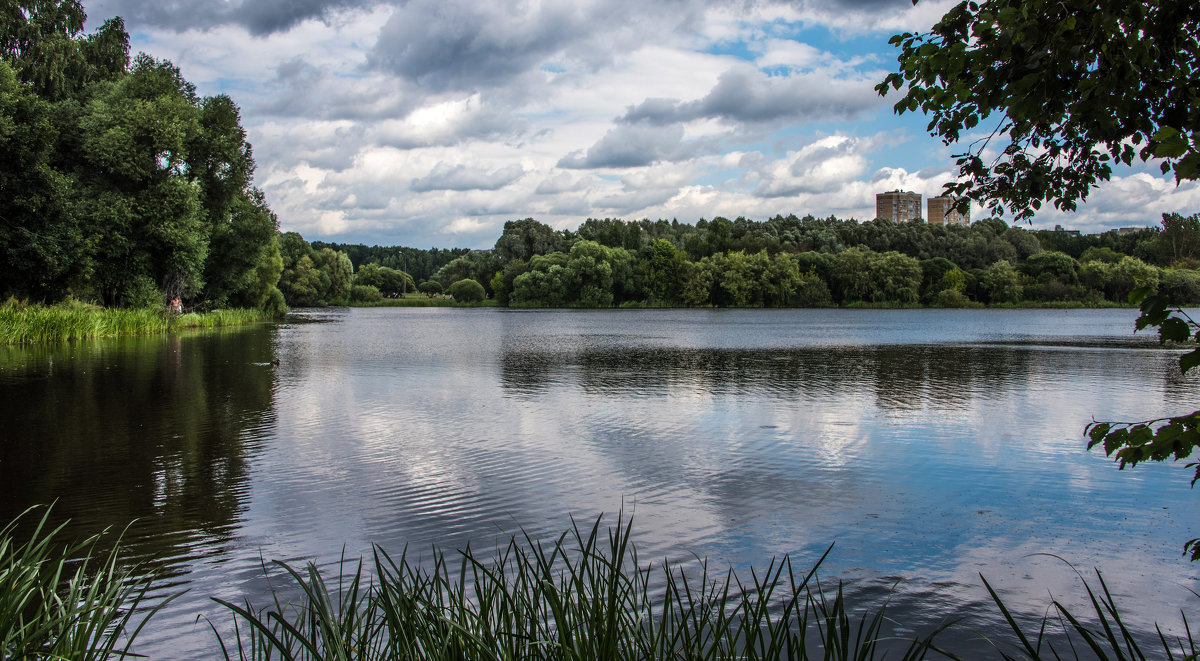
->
[[0, 506, 173, 660], [210, 516, 947, 660], [210, 516, 1200, 661], [0, 300, 272, 344], [979, 561, 1200, 660], [3, 507, 1197, 659]]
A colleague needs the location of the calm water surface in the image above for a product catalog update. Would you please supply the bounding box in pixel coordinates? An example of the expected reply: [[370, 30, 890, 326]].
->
[[2, 308, 1199, 657]]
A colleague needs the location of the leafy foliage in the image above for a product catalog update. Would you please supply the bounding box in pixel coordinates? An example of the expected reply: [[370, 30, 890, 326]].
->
[[0, 1, 284, 314], [885, 0, 1200, 559], [283, 214, 1200, 309], [878, 0, 1200, 219], [447, 278, 485, 303], [1086, 285, 1200, 559]]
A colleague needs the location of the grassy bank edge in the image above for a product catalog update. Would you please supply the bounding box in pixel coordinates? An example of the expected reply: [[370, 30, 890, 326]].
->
[[349, 296, 501, 308], [0, 301, 276, 345], [349, 298, 1134, 310]]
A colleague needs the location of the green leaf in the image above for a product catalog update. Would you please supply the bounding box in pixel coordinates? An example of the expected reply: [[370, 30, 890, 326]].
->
[[1129, 284, 1154, 305], [1103, 428, 1129, 455], [1160, 317, 1191, 343], [1181, 349, 1200, 375], [1176, 151, 1200, 181], [1087, 423, 1111, 448], [1151, 127, 1180, 142]]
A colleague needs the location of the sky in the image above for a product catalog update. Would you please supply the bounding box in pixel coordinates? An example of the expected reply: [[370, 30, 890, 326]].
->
[[83, 0, 1200, 250]]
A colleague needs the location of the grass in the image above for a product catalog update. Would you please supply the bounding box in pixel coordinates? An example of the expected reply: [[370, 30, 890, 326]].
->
[[211, 515, 949, 661], [4, 508, 1197, 660], [0, 506, 174, 660], [989, 300, 1130, 309], [979, 556, 1200, 660], [0, 300, 274, 344]]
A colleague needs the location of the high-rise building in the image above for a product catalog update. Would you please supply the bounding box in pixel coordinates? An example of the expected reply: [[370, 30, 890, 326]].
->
[[927, 196, 970, 225], [875, 190, 922, 222]]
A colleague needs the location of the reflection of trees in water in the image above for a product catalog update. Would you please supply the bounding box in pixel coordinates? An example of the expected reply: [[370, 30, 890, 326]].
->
[[0, 328, 277, 574], [499, 345, 1035, 411]]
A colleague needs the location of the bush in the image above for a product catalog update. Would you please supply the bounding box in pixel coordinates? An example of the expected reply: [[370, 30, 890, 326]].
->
[[789, 271, 833, 307], [449, 278, 485, 302], [980, 260, 1022, 304], [261, 287, 289, 317], [418, 280, 443, 296], [123, 276, 161, 309], [350, 284, 382, 303], [935, 289, 971, 308], [1161, 269, 1200, 304]]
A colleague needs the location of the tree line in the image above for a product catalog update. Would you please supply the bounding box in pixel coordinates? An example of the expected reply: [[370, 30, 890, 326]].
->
[[429, 215, 1200, 308], [274, 213, 1200, 309]]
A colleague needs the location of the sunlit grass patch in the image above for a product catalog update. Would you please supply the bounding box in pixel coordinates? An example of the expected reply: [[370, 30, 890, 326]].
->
[[0, 300, 272, 344]]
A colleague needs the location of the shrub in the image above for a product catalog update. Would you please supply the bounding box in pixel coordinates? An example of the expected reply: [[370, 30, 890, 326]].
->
[[350, 284, 382, 303], [934, 289, 967, 307], [448, 278, 485, 302], [789, 271, 833, 307], [418, 280, 443, 296], [261, 287, 289, 317], [1161, 269, 1200, 304]]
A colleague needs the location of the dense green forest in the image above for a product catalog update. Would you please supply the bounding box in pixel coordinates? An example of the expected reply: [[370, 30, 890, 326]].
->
[[0, 1, 285, 313], [277, 214, 1200, 309], [5, 3, 1198, 313]]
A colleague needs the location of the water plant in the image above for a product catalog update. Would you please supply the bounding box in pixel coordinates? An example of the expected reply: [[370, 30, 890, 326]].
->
[[211, 516, 950, 660], [979, 558, 1199, 661], [4, 505, 1198, 659], [0, 506, 172, 660]]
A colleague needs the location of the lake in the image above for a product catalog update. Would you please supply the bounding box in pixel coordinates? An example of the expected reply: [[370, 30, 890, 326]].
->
[[2, 307, 1199, 657]]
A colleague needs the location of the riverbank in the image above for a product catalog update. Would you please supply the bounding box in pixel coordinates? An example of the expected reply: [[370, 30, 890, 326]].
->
[[351, 295, 501, 308], [348, 296, 1132, 310], [0, 301, 276, 344]]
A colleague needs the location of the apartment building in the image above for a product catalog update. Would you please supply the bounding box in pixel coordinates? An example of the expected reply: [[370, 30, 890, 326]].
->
[[875, 190, 923, 222], [927, 196, 970, 226]]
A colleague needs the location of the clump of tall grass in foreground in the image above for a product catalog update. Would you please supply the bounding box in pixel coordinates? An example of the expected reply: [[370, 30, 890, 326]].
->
[[212, 516, 1200, 661], [0, 299, 273, 344], [0, 506, 173, 660], [211, 516, 949, 660], [4, 507, 1197, 660]]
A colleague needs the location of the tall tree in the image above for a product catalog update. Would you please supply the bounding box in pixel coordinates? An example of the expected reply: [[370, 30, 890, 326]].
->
[[0, 59, 78, 299], [1156, 212, 1200, 266], [77, 54, 206, 305], [494, 218, 571, 262]]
